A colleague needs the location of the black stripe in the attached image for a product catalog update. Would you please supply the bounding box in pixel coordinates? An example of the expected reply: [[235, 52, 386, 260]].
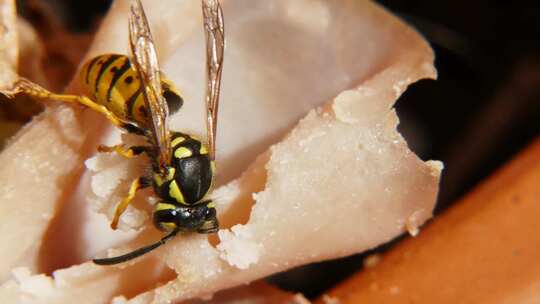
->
[[183, 138, 202, 155], [85, 56, 101, 84], [126, 88, 142, 120], [123, 123, 145, 135], [106, 57, 131, 102], [172, 138, 202, 159], [94, 54, 121, 94]]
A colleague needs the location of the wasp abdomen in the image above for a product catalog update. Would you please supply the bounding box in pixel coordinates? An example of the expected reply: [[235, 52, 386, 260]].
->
[[79, 54, 184, 128]]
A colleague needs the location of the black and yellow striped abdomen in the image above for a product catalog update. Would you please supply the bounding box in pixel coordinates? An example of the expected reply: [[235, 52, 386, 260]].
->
[[79, 54, 183, 127], [153, 132, 215, 206]]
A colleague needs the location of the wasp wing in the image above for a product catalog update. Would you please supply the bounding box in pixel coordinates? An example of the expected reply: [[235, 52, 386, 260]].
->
[[202, 0, 225, 161], [128, 0, 171, 167]]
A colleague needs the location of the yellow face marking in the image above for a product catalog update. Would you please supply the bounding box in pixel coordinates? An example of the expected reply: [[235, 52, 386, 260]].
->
[[154, 167, 176, 186], [171, 136, 186, 147], [160, 222, 177, 232], [169, 180, 186, 204], [200, 145, 208, 155], [174, 147, 193, 159], [207, 202, 216, 208], [156, 202, 176, 211]]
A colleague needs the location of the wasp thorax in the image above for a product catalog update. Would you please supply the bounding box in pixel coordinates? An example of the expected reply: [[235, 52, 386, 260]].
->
[[153, 201, 218, 233]]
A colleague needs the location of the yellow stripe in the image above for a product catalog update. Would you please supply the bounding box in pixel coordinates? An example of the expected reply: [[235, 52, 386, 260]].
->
[[207, 202, 216, 208], [199, 144, 208, 155], [154, 168, 176, 186], [174, 147, 193, 159], [169, 180, 186, 204], [130, 94, 148, 124], [159, 222, 177, 232], [156, 202, 176, 211], [96, 56, 125, 105], [108, 61, 139, 121], [171, 136, 186, 147], [80, 55, 105, 97], [161, 77, 182, 96], [87, 54, 113, 97], [112, 67, 139, 99]]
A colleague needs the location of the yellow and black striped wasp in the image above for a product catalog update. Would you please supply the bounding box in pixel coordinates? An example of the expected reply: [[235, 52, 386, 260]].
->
[[1, 0, 225, 265]]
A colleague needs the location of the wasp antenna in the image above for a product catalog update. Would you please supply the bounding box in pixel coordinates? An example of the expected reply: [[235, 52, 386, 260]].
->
[[93, 230, 179, 265]]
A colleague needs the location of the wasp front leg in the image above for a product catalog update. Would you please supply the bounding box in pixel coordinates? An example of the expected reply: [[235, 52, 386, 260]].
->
[[98, 145, 152, 159], [1, 78, 144, 135], [110, 176, 151, 230]]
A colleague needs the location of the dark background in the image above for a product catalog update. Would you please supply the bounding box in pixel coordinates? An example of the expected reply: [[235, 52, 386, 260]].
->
[[15, 0, 540, 299]]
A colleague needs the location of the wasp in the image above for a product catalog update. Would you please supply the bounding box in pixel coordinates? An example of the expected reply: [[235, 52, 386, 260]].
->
[[1, 0, 225, 265]]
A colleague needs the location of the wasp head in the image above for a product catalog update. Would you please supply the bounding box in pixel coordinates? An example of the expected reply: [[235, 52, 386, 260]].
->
[[153, 201, 218, 234]]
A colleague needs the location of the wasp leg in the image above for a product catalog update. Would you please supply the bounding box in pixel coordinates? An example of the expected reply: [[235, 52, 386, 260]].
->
[[110, 176, 151, 230], [98, 145, 151, 159], [2, 78, 144, 135]]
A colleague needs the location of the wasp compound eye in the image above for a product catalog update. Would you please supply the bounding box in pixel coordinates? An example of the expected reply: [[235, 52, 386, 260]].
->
[[205, 205, 216, 220], [197, 201, 218, 233], [153, 206, 179, 232]]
